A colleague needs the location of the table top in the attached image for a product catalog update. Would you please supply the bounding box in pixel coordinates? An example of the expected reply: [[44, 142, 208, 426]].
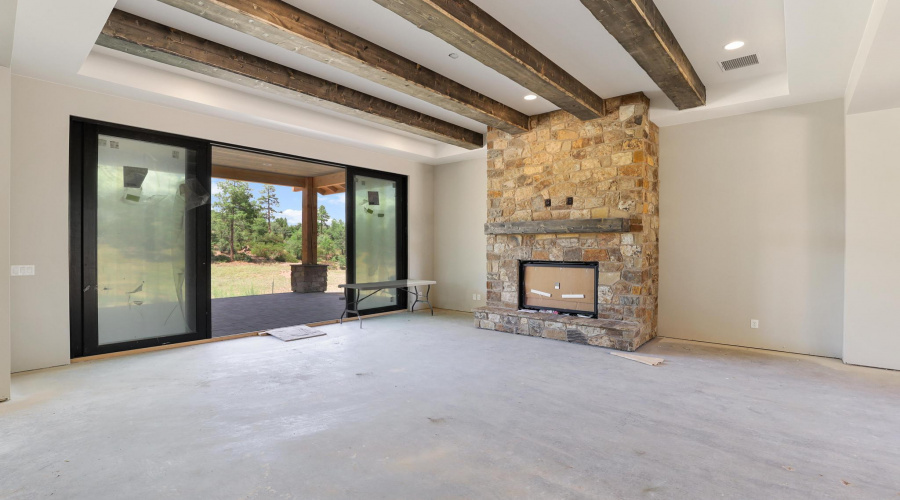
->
[[339, 279, 436, 290]]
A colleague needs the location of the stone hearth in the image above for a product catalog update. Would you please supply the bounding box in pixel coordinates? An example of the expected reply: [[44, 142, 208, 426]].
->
[[474, 93, 659, 352], [474, 307, 641, 351]]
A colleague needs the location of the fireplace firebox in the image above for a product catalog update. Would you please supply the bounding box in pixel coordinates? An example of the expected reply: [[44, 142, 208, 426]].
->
[[519, 261, 599, 318]]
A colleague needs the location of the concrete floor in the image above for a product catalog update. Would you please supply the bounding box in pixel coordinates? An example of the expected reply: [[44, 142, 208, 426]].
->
[[1, 311, 899, 499]]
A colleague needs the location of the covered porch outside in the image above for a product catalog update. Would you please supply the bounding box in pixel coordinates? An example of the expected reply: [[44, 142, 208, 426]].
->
[[212, 292, 345, 337], [211, 147, 348, 337]]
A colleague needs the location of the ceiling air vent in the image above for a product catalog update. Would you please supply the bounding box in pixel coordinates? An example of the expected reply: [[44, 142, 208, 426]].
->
[[719, 54, 759, 72]]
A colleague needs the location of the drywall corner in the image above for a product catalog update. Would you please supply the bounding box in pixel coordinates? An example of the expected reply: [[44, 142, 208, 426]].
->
[[843, 106, 900, 370], [433, 154, 488, 313], [0, 66, 11, 401]]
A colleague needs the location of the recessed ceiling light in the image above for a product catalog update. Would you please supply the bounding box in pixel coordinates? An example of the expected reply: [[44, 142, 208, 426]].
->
[[524, 94, 537, 101], [448, 53, 459, 59], [724, 41, 745, 51]]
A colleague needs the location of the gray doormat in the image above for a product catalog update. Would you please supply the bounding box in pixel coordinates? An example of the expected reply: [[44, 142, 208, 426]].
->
[[265, 325, 327, 342]]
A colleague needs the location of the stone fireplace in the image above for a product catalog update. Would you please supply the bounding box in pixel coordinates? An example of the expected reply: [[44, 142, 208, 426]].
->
[[474, 93, 659, 352]]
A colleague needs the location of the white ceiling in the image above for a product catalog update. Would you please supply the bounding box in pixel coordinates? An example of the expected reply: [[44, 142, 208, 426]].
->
[[6, 0, 881, 162], [846, 0, 900, 115]]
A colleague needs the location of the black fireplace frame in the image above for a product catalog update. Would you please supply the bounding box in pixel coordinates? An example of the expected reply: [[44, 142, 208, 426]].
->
[[518, 261, 600, 318]]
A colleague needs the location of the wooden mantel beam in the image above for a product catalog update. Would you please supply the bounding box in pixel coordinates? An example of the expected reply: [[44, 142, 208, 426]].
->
[[579, 0, 706, 109], [371, 0, 606, 120], [97, 9, 484, 149], [158, 0, 530, 135]]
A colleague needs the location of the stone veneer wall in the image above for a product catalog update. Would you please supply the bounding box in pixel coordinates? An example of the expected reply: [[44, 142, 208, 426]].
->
[[290, 264, 328, 293], [483, 93, 660, 348]]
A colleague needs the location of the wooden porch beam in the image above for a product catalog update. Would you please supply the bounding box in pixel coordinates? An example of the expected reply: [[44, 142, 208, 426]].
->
[[371, 0, 606, 120], [579, 0, 706, 109], [98, 9, 484, 149], [158, 0, 530, 134], [313, 171, 347, 190], [212, 165, 307, 187], [301, 177, 317, 264]]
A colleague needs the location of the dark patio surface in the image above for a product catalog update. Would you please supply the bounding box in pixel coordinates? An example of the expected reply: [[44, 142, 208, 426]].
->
[[212, 292, 346, 337]]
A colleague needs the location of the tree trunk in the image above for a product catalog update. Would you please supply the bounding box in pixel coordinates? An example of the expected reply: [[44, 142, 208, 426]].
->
[[228, 210, 235, 259]]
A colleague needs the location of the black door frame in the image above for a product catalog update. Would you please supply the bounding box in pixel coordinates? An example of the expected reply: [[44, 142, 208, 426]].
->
[[69, 117, 212, 357], [69, 119, 410, 358], [345, 166, 410, 314]]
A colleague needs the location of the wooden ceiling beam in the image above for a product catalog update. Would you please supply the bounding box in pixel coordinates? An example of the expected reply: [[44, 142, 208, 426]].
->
[[158, 0, 530, 135], [579, 0, 706, 109], [98, 9, 484, 149], [372, 0, 606, 120]]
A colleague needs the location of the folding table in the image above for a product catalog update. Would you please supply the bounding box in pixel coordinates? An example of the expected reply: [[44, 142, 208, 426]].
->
[[338, 279, 436, 327]]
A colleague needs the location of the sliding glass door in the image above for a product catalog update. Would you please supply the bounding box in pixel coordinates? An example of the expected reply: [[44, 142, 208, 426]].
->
[[70, 120, 211, 357], [346, 168, 408, 314], [69, 119, 409, 357]]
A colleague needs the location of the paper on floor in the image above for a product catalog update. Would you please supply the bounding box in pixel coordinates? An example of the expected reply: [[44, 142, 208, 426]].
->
[[610, 351, 664, 366]]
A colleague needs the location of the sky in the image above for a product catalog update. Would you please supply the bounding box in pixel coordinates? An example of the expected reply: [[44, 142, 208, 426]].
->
[[211, 179, 346, 224]]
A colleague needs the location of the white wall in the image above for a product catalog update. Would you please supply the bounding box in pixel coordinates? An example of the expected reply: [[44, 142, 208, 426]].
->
[[844, 107, 900, 370], [658, 100, 846, 358], [432, 156, 487, 313], [0, 67, 11, 400], [10, 75, 434, 373]]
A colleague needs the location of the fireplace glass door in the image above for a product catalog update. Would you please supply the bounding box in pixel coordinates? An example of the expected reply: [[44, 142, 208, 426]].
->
[[520, 261, 599, 317]]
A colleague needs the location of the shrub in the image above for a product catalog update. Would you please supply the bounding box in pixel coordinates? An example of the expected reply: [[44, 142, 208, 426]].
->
[[274, 251, 297, 263], [213, 254, 232, 263], [251, 242, 296, 262], [251, 243, 277, 260], [285, 233, 303, 260]]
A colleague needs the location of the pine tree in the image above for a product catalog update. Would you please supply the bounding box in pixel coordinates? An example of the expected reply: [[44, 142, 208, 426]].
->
[[317, 205, 330, 233], [258, 184, 280, 232], [212, 180, 255, 259]]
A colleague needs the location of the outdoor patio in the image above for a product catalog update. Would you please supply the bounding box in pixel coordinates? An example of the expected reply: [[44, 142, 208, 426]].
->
[[211, 292, 346, 337]]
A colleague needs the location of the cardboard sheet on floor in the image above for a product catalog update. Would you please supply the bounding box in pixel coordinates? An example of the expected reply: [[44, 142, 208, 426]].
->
[[265, 325, 327, 342], [610, 351, 664, 366]]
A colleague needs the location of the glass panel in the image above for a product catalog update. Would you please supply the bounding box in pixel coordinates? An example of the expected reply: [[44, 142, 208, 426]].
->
[[354, 175, 397, 309], [95, 135, 196, 345]]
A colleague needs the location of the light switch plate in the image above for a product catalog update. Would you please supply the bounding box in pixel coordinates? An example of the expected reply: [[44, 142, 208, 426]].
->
[[11, 265, 35, 276]]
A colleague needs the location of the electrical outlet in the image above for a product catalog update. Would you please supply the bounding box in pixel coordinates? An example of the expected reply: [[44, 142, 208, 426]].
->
[[750, 319, 759, 329], [11, 265, 35, 276], [472, 293, 483, 301]]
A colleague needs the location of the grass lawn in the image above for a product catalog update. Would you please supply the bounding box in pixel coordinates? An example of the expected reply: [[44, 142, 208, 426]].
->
[[212, 262, 346, 299]]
